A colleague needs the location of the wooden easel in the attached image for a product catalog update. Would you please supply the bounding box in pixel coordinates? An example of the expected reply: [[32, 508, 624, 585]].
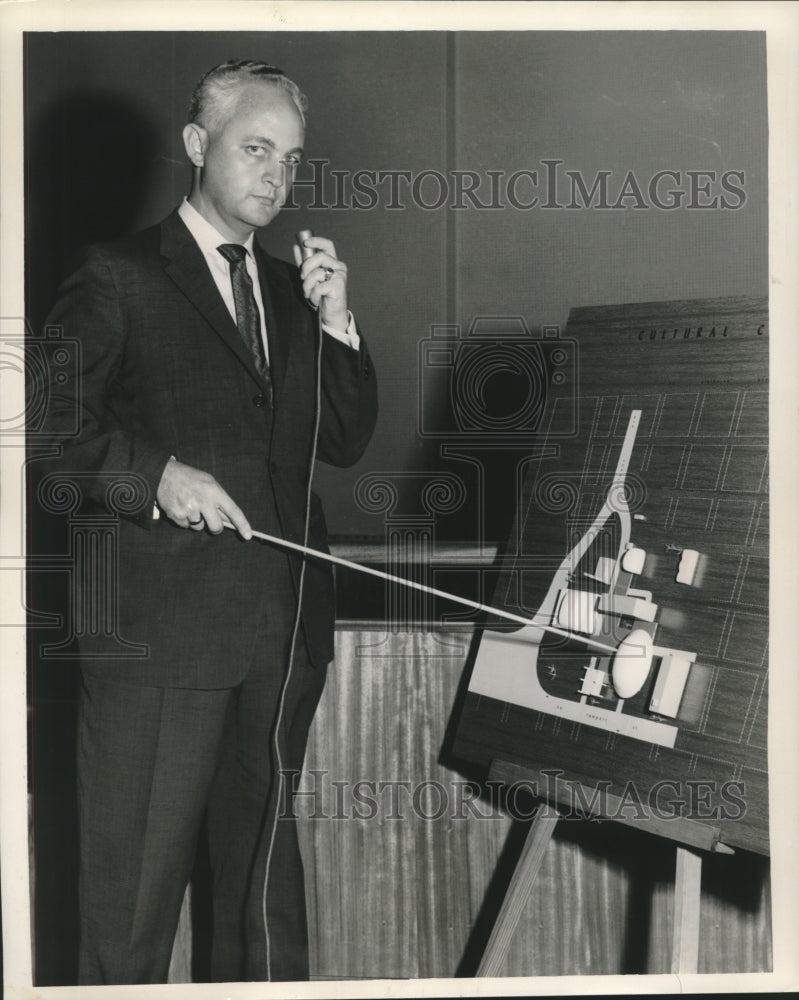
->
[[476, 760, 732, 977], [476, 801, 560, 977]]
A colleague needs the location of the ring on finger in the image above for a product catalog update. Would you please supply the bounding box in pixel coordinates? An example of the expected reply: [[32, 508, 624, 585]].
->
[[321, 266, 335, 281], [188, 515, 203, 526]]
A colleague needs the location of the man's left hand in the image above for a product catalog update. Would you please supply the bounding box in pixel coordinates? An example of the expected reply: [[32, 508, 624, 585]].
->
[[293, 234, 349, 330]]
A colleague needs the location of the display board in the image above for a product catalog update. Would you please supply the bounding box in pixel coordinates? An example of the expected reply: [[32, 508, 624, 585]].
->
[[454, 296, 769, 855]]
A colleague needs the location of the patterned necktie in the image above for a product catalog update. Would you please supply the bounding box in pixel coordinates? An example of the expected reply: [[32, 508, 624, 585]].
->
[[217, 244, 272, 397]]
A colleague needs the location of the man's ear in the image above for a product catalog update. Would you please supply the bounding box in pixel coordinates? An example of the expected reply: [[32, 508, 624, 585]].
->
[[182, 122, 208, 167]]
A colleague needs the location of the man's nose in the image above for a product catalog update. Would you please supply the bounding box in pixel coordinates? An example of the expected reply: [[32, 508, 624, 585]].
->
[[262, 161, 285, 188]]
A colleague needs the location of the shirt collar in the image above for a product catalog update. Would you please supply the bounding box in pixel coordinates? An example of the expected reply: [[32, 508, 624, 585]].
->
[[178, 197, 256, 259]]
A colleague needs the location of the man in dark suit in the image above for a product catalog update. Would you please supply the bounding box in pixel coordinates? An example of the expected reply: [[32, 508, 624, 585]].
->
[[40, 59, 377, 984]]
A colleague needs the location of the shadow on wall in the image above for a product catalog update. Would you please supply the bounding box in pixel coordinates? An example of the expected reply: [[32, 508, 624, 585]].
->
[[26, 91, 159, 986], [26, 91, 160, 332]]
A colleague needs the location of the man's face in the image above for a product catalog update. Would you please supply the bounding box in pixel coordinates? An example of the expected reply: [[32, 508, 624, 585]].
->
[[190, 81, 305, 241]]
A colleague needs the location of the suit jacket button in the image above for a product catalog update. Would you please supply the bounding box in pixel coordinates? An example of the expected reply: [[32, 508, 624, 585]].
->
[[253, 393, 267, 407]]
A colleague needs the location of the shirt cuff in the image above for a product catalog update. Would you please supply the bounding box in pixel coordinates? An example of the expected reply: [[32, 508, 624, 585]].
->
[[322, 311, 360, 351]]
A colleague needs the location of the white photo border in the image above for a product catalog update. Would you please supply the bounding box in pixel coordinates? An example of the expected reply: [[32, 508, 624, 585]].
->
[[2, 2, 797, 998]]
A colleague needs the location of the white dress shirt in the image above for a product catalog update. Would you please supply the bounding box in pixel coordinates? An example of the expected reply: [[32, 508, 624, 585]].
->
[[178, 198, 360, 358]]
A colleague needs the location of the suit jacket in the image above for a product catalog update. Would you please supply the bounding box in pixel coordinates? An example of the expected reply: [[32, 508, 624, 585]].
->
[[39, 210, 377, 686]]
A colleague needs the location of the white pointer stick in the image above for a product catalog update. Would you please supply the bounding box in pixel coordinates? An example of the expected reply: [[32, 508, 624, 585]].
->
[[231, 524, 618, 655]]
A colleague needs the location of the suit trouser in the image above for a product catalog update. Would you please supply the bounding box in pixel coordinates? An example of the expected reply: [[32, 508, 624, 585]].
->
[[76, 579, 328, 984]]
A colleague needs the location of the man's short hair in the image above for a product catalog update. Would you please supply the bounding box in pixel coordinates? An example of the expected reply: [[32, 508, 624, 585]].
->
[[188, 59, 308, 132]]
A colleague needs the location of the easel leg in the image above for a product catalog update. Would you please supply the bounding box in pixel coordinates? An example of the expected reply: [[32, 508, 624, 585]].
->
[[476, 804, 560, 977], [670, 845, 702, 973]]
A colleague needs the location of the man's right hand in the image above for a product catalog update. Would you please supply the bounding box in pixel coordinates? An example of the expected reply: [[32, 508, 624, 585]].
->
[[156, 457, 252, 539]]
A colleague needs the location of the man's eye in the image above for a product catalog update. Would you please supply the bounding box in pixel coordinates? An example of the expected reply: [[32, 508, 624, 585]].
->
[[282, 155, 301, 168], [246, 145, 266, 156]]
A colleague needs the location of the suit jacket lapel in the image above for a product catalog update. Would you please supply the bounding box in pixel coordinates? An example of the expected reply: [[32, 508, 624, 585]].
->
[[159, 211, 266, 388]]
